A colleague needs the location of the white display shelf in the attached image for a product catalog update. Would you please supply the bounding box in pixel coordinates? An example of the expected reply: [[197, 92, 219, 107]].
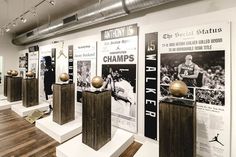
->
[[134, 141, 158, 157], [0, 99, 21, 110], [56, 128, 134, 157], [11, 102, 49, 117], [36, 113, 82, 143]]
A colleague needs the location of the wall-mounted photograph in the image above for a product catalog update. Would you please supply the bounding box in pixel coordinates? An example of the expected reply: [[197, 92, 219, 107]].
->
[[160, 51, 225, 89]]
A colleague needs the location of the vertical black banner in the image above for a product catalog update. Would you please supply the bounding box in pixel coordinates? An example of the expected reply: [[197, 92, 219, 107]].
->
[[25, 53, 28, 72], [51, 48, 56, 69], [68, 45, 74, 83], [145, 33, 158, 140]]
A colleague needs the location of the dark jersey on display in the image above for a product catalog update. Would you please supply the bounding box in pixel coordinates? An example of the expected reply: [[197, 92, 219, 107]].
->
[[179, 63, 197, 86]]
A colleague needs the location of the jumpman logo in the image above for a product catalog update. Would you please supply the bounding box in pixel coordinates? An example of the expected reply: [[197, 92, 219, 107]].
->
[[209, 133, 224, 146], [57, 42, 67, 59]]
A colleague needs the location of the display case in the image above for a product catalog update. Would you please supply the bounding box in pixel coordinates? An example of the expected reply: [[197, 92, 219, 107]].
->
[[53, 83, 75, 125], [22, 78, 39, 107], [159, 98, 196, 157], [82, 90, 111, 150]]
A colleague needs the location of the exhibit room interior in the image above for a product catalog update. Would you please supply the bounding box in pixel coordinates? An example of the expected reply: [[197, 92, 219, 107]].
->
[[0, 0, 235, 156]]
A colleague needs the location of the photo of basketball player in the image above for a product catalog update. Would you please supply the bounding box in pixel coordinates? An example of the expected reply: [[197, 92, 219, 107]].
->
[[160, 51, 225, 90], [160, 50, 225, 104], [77, 60, 91, 102], [178, 55, 200, 86], [102, 64, 136, 118]]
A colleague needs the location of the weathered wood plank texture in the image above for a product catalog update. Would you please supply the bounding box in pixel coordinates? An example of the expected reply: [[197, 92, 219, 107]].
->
[[53, 83, 75, 125], [82, 90, 111, 150]]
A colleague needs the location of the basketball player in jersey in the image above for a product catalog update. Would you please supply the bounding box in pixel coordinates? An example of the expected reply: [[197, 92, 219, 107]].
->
[[178, 55, 200, 87]]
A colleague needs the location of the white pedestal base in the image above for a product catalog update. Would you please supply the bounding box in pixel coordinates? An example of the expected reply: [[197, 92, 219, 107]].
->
[[134, 141, 158, 157], [56, 128, 134, 157], [11, 102, 49, 117], [0, 99, 21, 110], [0, 94, 7, 100], [36, 113, 82, 143]]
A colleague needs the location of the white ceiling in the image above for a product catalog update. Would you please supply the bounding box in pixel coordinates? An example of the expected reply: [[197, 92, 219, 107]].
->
[[0, 0, 96, 35]]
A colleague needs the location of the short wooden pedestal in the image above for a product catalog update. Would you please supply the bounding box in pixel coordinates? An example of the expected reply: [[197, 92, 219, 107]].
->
[[7, 77, 22, 102], [53, 83, 75, 125], [82, 90, 111, 150], [4, 75, 11, 97], [159, 98, 196, 157], [22, 78, 39, 107]]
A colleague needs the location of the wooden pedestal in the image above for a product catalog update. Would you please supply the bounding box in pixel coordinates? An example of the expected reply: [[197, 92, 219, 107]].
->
[[7, 77, 22, 102], [53, 83, 75, 125], [4, 75, 11, 97], [82, 90, 111, 150], [159, 98, 196, 157], [22, 78, 39, 107]]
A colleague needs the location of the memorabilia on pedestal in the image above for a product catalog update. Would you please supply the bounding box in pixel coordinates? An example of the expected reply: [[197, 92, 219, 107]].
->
[[159, 80, 196, 157], [53, 73, 75, 125], [82, 76, 111, 150], [22, 71, 39, 107]]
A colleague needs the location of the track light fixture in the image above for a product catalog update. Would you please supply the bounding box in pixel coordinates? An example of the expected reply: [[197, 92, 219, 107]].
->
[[0, 0, 56, 34], [5, 27, 10, 32], [20, 17, 27, 23], [48, 0, 56, 6], [12, 22, 17, 27]]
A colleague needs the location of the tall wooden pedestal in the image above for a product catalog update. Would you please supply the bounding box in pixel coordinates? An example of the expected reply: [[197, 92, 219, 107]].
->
[[159, 98, 196, 157], [53, 83, 75, 125], [82, 90, 111, 150], [4, 75, 11, 97], [7, 77, 22, 102], [22, 78, 39, 107]]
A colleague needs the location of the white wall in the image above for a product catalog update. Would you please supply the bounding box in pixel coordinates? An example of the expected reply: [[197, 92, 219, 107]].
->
[[28, 0, 236, 156], [0, 34, 21, 94]]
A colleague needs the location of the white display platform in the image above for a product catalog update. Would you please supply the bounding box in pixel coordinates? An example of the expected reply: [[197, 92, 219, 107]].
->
[[36, 113, 82, 143], [0, 99, 21, 110], [0, 94, 7, 100], [56, 128, 134, 157], [134, 141, 158, 157], [11, 102, 49, 117]]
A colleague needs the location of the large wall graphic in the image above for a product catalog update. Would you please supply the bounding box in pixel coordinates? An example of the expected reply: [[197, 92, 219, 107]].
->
[[19, 50, 28, 78], [99, 24, 138, 133], [144, 33, 158, 140], [28, 46, 39, 78], [158, 22, 231, 157], [74, 42, 97, 103]]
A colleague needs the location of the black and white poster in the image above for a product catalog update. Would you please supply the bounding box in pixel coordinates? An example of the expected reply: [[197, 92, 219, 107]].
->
[[28, 46, 39, 78], [39, 45, 56, 101], [74, 42, 96, 103], [99, 24, 138, 133], [144, 33, 158, 140], [159, 22, 230, 157], [19, 50, 28, 78]]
